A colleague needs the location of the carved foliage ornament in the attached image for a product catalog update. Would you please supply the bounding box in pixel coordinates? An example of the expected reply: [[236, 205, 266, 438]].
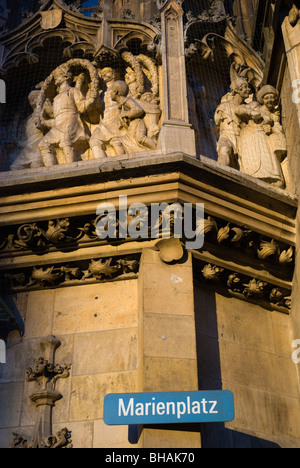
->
[[0, 213, 294, 271], [12, 336, 72, 449], [4, 255, 140, 290], [197, 262, 291, 313], [198, 215, 294, 267]]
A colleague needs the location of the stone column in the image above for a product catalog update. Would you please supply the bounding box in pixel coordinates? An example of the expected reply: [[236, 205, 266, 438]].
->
[[157, 0, 197, 156], [138, 247, 201, 448]]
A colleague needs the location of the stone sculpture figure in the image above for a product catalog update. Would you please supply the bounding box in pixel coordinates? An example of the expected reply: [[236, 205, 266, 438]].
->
[[11, 88, 44, 170], [215, 65, 286, 188], [110, 80, 157, 155], [237, 84, 285, 187], [90, 67, 127, 159], [256, 85, 287, 162], [37, 61, 99, 166], [9, 54, 161, 168], [214, 66, 260, 168]]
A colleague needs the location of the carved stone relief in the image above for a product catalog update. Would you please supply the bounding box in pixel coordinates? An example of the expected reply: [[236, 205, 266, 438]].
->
[[9, 53, 161, 169]]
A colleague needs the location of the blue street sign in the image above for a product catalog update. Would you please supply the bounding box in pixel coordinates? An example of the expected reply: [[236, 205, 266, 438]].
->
[[104, 390, 235, 426]]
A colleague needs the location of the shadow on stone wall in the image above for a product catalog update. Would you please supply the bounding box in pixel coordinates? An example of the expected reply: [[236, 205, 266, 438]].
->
[[194, 283, 281, 449]]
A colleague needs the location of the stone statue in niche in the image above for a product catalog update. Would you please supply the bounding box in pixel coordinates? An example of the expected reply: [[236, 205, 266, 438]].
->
[[36, 60, 99, 166], [215, 65, 286, 188]]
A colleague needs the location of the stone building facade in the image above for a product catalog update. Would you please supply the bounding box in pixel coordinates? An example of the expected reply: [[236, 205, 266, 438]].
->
[[0, 0, 300, 449]]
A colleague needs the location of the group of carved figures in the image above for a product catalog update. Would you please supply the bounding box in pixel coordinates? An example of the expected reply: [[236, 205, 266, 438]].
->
[[11, 56, 162, 170], [215, 65, 287, 188], [10, 56, 287, 189]]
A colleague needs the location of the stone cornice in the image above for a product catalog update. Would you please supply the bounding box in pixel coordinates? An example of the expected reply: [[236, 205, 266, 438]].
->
[[0, 154, 296, 243]]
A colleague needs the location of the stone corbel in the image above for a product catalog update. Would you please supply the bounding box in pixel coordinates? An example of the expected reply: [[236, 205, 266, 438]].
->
[[155, 237, 184, 263]]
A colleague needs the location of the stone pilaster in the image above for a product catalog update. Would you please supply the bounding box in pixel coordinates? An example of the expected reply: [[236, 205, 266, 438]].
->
[[157, 0, 197, 156], [138, 248, 201, 448]]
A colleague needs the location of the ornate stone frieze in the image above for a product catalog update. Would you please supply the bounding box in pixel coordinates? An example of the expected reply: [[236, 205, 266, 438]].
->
[[0, 0, 160, 72], [12, 336, 72, 449], [201, 215, 294, 268], [0, 212, 294, 272], [194, 260, 292, 314], [3, 255, 140, 291]]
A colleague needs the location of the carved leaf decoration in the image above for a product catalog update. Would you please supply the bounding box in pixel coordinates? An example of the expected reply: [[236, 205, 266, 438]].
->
[[31, 267, 62, 285], [116, 258, 139, 274], [243, 279, 267, 298], [217, 224, 230, 243], [279, 247, 294, 264], [285, 296, 292, 309], [231, 227, 244, 243], [270, 288, 284, 304], [202, 264, 224, 281], [196, 216, 218, 237], [227, 273, 242, 292], [204, 216, 218, 235], [257, 240, 280, 260], [17, 224, 39, 243], [89, 258, 121, 279]]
